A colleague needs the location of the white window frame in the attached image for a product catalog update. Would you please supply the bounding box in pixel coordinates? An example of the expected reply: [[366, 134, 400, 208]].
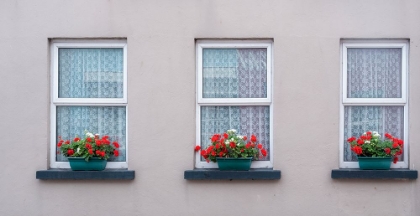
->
[[50, 39, 128, 169], [195, 40, 273, 169], [339, 40, 409, 169]]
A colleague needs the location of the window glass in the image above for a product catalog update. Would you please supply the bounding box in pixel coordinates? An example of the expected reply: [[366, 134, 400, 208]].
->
[[347, 48, 402, 98], [202, 48, 267, 98], [56, 106, 126, 162], [343, 106, 404, 161], [58, 48, 124, 98], [201, 106, 270, 161]]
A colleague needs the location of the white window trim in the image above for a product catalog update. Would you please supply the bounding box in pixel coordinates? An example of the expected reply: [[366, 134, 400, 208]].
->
[[339, 40, 409, 169], [50, 40, 128, 169], [195, 40, 274, 169]]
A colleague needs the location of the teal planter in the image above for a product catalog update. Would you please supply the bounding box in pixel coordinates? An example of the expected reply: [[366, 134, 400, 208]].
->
[[216, 157, 252, 171], [68, 157, 107, 171], [357, 156, 392, 170]]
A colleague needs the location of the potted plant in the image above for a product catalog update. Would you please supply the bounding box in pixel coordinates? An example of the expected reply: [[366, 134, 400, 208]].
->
[[347, 131, 403, 170], [195, 129, 267, 171], [57, 131, 120, 171]]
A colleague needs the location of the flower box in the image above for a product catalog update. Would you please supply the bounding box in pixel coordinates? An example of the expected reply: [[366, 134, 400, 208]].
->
[[216, 157, 252, 171], [357, 156, 392, 170]]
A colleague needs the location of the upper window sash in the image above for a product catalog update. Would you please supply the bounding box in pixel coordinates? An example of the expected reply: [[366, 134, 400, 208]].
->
[[342, 41, 408, 104], [52, 42, 128, 104], [196, 40, 272, 104]]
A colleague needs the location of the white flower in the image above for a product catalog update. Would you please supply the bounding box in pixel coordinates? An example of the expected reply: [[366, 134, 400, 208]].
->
[[237, 135, 243, 139], [86, 132, 95, 138], [77, 147, 80, 153], [365, 140, 370, 144], [227, 129, 237, 134]]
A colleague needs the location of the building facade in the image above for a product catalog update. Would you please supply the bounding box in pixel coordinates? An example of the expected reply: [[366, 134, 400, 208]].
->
[[1, 0, 420, 215]]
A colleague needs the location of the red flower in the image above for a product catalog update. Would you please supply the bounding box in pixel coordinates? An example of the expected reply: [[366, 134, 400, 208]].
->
[[211, 134, 221, 142], [223, 133, 228, 139], [85, 143, 92, 149], [392, 142, 399, 148], [393, 157, 399, 164], [88, 149, 93, 155], [74, 137, 80, 142], [245, 143, 251, 149], [200, 150, 207, 156], [251, 135, 257, 142], [211, 151, 216, 156], [398, 139, 404, 146], [366, 131, 372, 136], [215, 143, 220, 149], [113, 141, 120, 148], [261, 149, 267, 157], [229, 142, 236, 148], [86, 137, 92, 143], [67, 149, 74, 156], [218, 152, 224, 157], [96, 150, 101, 155], [194, 145, 201, 152], [357, 139, 364, 145], [257, 144, 263, 149], [57, 140, 63, 147], [384, 148, 391, 154], [352, 146, 363, 155], [64, 140, 70, 144], [396, 149, 403, 156], [347, 137, 356, 143], [385, 133, 393, 139], [102, 135, 109, 140], [114, 150, 119, 157], [95, 139, 101, 145], [243, 136, 247, 141]]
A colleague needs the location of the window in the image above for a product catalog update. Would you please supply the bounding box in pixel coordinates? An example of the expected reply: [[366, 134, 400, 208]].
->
[[50, 40, 128, 168], [340, 40, 408, 168], [195, 40, 273, 168]]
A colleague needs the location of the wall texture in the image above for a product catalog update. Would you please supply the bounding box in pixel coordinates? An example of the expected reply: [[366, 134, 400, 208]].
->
[[0, 0, 419, 215]]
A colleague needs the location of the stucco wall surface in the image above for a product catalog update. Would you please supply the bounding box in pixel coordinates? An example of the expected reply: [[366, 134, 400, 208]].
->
[[1, 0, 420, 215]]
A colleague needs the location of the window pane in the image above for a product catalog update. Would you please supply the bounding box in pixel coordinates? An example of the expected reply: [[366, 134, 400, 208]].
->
[[201, 106, 270, 160], [58, 48, 124, 98], [56, 106, 126, 162], [202, 48, 267, 98], [343, 106, 404, 161], [347, 48, 402, 98]]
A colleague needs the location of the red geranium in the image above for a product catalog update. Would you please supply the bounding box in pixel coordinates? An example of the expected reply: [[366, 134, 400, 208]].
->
[[58, 131, 120, 161], [197, 129, 268, 163], [348, 131, 403, 164]]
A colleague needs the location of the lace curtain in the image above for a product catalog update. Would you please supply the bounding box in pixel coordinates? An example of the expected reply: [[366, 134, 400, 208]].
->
[[56, 48, 126, 162], [202, 48, 267, 98], [344, 48, 403, 161], [201, 48, 270, 160], [58, 48, 124, 98]]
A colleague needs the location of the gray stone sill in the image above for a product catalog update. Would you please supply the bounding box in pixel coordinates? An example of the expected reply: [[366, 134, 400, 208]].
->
[[184, 168, 281, 180], [331, 169, 417, 180], [36, 169, 135, 180]]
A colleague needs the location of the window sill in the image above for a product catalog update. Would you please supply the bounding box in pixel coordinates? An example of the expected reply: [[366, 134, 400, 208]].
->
[[331, 169, 417, 180], [184, 168, 281, 180], [36, 169, 135, 180]]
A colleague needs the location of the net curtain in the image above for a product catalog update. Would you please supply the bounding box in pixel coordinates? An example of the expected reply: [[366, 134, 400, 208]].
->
[[344, 48, 404, 161], [201, 48, 270, 160], [56, 48, 126, 162]]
